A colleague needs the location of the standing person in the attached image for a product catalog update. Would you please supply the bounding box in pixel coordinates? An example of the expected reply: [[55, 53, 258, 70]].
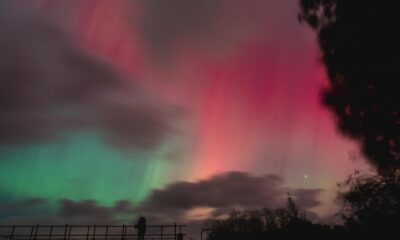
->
[[134, 216, 146, 240]]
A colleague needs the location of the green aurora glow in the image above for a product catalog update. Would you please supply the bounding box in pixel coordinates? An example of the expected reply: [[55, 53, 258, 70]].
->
[[0, 132, 173, 207]]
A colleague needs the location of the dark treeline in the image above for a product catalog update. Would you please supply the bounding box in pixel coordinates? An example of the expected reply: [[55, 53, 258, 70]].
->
[[205, 195, 341, 240], [205, 170, 400, 240]]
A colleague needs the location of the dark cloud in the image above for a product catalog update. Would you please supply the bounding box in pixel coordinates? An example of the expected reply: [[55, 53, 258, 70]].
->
[[137, 171, 323, 223], [56, 199, 135, 225], [0, 1, 177, 149], [0, 198, 47, 213], [59, 199, 116, 223], [139, 172, 283, 213], [114, 200, 136, 213], [0, 198, 135, 225]]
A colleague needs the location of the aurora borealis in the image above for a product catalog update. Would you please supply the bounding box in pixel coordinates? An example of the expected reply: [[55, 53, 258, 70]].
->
[[0, 0, 370, 229]]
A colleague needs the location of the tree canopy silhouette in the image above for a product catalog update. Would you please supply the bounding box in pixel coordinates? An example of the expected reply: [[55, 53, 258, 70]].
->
[[336, 170, 400, 235], [205, 196, 342, 240], [299, 0, 400, 174]]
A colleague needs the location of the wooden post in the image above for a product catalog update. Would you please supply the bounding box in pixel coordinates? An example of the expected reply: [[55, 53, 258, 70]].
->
[[105, 226, 108, 240], [8, 226, 15, 240], [86, 226, 90, 240], [174, 223, 177, 240], [63, 225, 68, 240], [92, 224, 96, 240], [48, 226, 53, 240], [68, 225, 72, 240], [33, 224, 39, 240], [122, 224, 125, 240], [29, 225, 35, 240]]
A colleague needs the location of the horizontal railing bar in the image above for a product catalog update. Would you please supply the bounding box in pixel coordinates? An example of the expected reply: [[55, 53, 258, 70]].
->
[[1, 239, 178, 240], [0, 225, 185, 228], [0, 234, 185, 237]]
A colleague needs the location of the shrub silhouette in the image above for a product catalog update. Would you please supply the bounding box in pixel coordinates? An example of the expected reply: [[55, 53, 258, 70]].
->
[[336, 170, 400, 236], [205, 196, 337, 240], [205, 179, 400, 239]]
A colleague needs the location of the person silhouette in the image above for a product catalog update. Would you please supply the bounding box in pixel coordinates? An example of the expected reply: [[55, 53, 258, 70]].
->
[[134, 216, 146, 240]]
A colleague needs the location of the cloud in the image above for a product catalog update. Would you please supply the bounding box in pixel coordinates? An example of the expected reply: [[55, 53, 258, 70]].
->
[[137, 171, 323, 223], [0, 1, 178, 149], [0, 198, 135, 225], [0, 198, 47, 213], [59, 199, 116, 223], [134, 0, 295, 63]]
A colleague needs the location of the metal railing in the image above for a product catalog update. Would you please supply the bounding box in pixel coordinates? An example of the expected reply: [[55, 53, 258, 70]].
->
[[0, 224, 186, 240]]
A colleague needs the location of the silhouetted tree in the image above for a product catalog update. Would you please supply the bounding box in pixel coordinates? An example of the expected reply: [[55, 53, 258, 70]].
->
[[286, 193, 300, 219], [205, 196, 328, 240], [336, 170, 400, 235], [299, 0, 400, 174]]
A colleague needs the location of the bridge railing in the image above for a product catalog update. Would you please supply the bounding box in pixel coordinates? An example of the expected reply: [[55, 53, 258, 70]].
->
[[0, 224, 186, 240]]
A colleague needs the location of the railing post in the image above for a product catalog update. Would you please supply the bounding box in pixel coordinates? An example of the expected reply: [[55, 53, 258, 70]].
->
[[86, 226, 90, 240], [33, 224, 39, 240], [29, 225, 35, 240], [68, 225, 72, 240], [48, 226, 53, 240], [122, 224, 125, 240], [63, 224, 68, 240], [92, 224, 96, 240], [160, 226, 163, 240], [174, 223, 177, 240], [105, 226, 108, 240], [9, 226, 15, 240]]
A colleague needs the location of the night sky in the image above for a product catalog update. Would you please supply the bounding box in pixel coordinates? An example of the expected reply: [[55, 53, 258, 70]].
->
[[0, 0, 370, 231]]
